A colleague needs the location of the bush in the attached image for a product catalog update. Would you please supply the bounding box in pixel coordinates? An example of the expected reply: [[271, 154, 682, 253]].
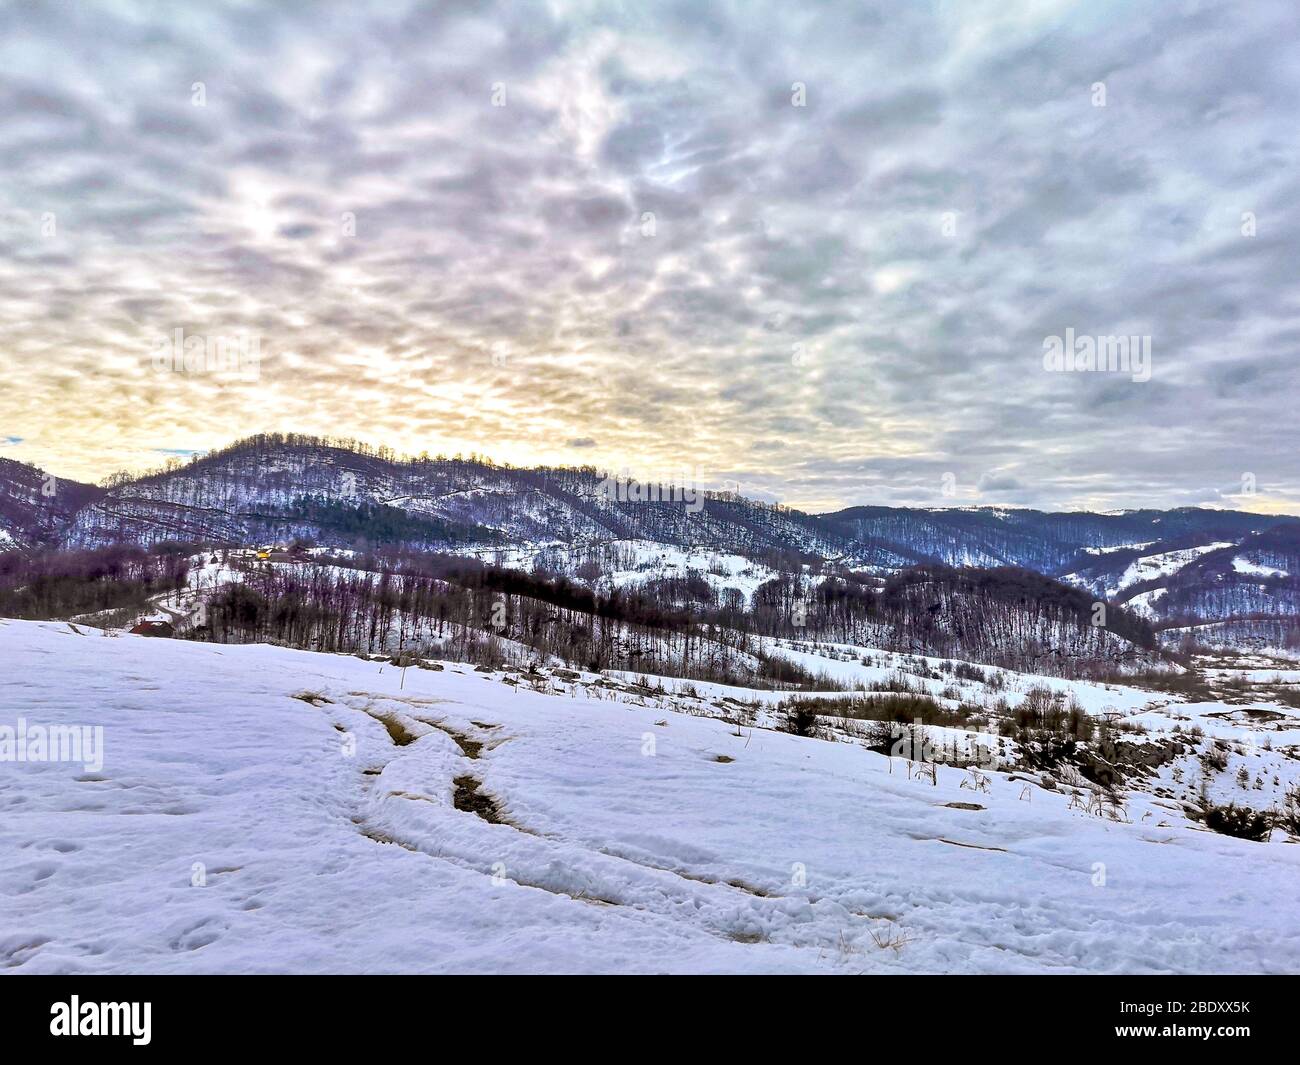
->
[[1201, 743, 1229, 772], [784, 704, 821, 738], [1275, 787, 1300, 836], [1018, 734, 1080, 772], [784, 691, 973, 728], [1202, 802, 1271, 842]]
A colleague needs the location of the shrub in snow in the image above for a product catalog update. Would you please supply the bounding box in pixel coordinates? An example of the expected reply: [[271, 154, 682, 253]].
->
[[1202, 802, 1271, 842], [1275, 788, 1300, 837], [784, 704, 820, 738]]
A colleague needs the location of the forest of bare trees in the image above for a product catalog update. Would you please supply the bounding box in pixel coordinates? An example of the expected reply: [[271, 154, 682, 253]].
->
[[0, 539, 1197, 682]]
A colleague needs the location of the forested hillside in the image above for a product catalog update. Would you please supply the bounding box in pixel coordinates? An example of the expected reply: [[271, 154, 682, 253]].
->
[[2, 434, 1296, 654]]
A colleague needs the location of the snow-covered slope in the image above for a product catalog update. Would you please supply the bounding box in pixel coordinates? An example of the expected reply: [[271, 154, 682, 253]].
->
[[1107, 544, 1237, 596], [0, 456, 103, 547], [1064, 542, 1235, 597], [1062, 524, 1300, 645], [3, 619, 1298, 974]]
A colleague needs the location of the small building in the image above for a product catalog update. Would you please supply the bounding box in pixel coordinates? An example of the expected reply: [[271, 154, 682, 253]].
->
[[130, 620, 175, 638]]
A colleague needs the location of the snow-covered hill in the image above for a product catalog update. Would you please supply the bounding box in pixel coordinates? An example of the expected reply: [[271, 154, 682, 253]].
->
[[1075, 543, 1238, 599], [4, 435, 1292, 574], [3, 435, 1297, 654], [4, 618, 1298, 973], [0, 457, 102, 547]]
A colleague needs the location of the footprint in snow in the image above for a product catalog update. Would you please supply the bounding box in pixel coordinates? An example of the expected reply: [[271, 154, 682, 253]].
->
[[168, 916, 229, 952]]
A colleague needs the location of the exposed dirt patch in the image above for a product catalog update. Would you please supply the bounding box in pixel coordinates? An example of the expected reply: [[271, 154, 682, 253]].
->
[[362, 710, 418, 746], [943, 801, 984, 811], [420, 720, 484, 758], [449, 733, 483, 759], [453, 775, 503, 823], [714, 754, 735, 763], [470, 721, 499, 730], [291, 690, 333, 706]]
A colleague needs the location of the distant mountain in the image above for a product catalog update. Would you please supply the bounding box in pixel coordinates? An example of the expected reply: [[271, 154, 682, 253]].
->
[[48, 435, 831, 556], [2, 433, 1297, 650], [818, 505, 1280, 574]]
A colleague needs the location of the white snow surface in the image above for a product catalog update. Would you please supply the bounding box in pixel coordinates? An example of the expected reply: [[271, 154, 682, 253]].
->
[[3, 618, 1299, 974], [1081, 541, 1157, 556], [1231, 556, 1289, 578]]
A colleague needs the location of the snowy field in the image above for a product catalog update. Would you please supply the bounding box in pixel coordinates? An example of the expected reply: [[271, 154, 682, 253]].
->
[[3, 618, 1299, 974]]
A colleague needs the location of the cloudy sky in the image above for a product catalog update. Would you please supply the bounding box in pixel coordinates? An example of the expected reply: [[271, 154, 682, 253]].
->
[[0, 0, 1296, 514]]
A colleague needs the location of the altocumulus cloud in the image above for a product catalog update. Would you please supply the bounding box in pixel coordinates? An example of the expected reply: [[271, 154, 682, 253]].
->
[[0, 0, 1296, 514]]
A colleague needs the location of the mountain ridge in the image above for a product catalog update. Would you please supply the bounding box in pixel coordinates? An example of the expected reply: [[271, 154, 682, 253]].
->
[[2, 434, 1297, 653], [4, 433, 1295, 557]]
